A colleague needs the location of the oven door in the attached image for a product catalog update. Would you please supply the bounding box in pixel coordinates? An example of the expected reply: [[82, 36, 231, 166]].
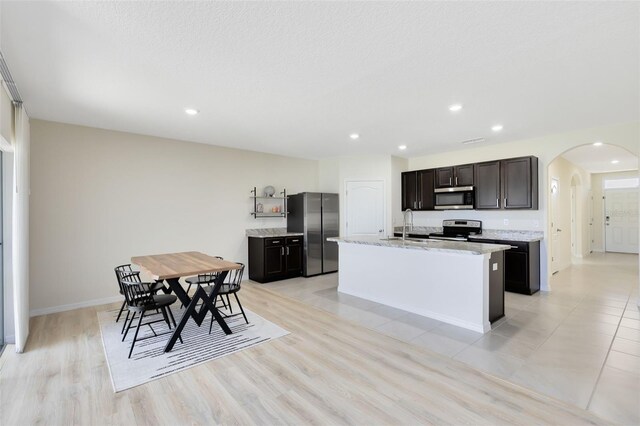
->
[[434, 187, 474, 210]]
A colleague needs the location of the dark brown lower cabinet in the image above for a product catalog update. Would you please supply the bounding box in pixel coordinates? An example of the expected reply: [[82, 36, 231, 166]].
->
[[469, 238, 540, 295], [248, 236, 303, 283]]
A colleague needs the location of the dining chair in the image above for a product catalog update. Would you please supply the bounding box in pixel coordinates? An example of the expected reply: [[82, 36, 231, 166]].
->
[[184, 256, 224, 295], [183, 256, 228, 309], [114, 264, 166, 323], [207, 263, 247, 333], [118, 271, 182, 358]]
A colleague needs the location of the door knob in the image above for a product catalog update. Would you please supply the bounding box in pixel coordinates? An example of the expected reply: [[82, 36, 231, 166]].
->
[[556, 229, 562, 232]]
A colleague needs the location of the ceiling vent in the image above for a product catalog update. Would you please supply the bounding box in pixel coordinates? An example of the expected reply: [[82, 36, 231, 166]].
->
[[461, 138, 485, 145], [0, 50, 23, 104]]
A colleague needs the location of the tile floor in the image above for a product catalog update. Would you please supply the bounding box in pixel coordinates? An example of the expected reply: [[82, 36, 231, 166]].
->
[[251, 252, 640, 424]]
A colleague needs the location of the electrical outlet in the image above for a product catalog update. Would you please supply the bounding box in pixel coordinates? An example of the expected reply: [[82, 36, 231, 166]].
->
[[492, 263, 498, 271], [503, 219, 509, 226]]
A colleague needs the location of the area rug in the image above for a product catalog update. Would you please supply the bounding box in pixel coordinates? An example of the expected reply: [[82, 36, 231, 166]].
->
[[97, 305, 289, 392]]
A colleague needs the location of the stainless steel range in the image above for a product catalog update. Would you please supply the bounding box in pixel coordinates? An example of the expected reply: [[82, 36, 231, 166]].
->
[[428, 219, 482, 241]]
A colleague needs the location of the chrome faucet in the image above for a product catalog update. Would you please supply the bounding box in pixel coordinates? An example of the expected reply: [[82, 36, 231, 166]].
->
[[402, 209, 414, 241]]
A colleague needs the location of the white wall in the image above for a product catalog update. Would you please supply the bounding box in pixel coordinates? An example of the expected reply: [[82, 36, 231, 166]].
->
[[547, 156, 591, 271], [29, 120, 319, 314], [591, 170, 639, 252]]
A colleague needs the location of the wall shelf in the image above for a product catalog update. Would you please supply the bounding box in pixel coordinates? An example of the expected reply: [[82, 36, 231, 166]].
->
[[250, 187, 288, 218]]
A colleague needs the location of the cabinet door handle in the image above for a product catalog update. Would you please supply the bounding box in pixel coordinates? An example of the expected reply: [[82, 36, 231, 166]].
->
[[272, 240, 280, 244], [449, 177, 452, 186], [496, 199, 499, 207], [414, 201, 417, 209], [504, 198, 507, 207], [281, 247, 284, 256], [286, 247, 290, 255], [455, 176, 458, 186], [418, 200, 422, 209], [510, 245, 519, 249]]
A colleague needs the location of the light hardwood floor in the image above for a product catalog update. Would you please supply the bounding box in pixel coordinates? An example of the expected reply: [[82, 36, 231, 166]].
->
[[1, 284, 607, 425]]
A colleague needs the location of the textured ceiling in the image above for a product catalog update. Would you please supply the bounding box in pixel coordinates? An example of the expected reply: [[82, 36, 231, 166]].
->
[[562, 144, 638, 174], [1, 1, 638, 159]]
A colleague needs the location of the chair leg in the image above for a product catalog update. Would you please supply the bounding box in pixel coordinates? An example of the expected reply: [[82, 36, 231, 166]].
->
[[121, 310, 131, 334], [116, 300, 126, 322], [234, 293, 249, 324], [122, 312, 136, 341], [165, 306, 183, 344], [227, 294, 232, 313], [160, 307, 171, 330], [128, 311, 145, 359], [217, 295, 228, 310]]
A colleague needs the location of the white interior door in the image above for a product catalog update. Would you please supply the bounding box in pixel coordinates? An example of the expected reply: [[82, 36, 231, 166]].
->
[[605, 188, 639, 254], [345, 180, 385, 237], [550, 178, 560, 274]]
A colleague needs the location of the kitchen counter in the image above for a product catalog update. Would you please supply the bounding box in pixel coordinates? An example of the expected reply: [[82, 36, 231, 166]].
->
[[328, 236, 510, 255], [392, 227, 543, 242], [331, 236, 509, 333], [245, 228, 303, 238]]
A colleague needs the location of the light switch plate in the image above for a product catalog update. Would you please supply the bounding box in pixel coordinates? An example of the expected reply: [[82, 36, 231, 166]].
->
[[492, 263, 498, 271]]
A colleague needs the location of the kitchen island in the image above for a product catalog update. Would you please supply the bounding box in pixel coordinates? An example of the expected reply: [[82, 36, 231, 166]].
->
[[329, 236, 510, 333]]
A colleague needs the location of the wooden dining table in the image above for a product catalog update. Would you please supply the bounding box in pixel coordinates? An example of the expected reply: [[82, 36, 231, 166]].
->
[[131, 251, 242, 352]]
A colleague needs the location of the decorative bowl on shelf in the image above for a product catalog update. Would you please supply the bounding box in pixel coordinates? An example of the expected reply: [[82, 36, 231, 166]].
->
[[263, 185, 275, 197]]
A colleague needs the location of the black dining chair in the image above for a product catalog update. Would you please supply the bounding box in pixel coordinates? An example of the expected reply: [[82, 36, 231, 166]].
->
[[183, 256, 228, 309], [114, 264, 166, 323], [207, 263, 248, 333], [184, 256, 224, 295], [118, 271, 182, 358]]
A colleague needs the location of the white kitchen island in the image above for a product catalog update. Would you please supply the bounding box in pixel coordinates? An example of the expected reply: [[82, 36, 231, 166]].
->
[[329, 236, 510, 333]]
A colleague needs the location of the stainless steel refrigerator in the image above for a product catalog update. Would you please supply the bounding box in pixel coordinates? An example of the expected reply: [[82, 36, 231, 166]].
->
[[287, 192, 339, 276]]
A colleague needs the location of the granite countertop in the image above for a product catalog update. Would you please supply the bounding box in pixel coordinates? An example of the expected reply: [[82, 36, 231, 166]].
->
[[392, 226, 543, 242], [466, 230, 543, 242], [246, 228, 303, 238], [328, 236, 510, 255]]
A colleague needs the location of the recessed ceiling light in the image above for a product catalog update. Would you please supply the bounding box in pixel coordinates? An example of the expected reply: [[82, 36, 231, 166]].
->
[[593, 142, 603, 146], [611, 160, 620, 164], [491, 124, 503, 132], [185, 108, 199, 115], [449, 104, 463, 112], [398, 145, 407, 150], [349, 133, 360, 140]]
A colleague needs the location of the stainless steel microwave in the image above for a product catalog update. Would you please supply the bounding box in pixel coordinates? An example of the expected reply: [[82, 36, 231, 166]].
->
[[434, 186, 474, 210]]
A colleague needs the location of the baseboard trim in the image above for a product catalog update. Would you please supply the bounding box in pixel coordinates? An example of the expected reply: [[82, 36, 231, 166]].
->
[[30, 295, 122, 317]]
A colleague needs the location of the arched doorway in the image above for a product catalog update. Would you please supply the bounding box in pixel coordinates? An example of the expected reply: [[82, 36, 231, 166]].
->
[[547, 142, 638, 276]]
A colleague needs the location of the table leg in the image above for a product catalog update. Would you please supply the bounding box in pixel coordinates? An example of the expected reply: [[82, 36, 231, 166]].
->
[[163, 272, 233, 352]]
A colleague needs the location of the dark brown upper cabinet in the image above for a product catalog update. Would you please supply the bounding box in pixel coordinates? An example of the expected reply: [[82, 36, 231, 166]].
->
[[475, 161, 501, 209], [502, 156, 538, 209], [475, 156, 538, 210], [402, 169, 435, 211], [435, 164, 475, 188]]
